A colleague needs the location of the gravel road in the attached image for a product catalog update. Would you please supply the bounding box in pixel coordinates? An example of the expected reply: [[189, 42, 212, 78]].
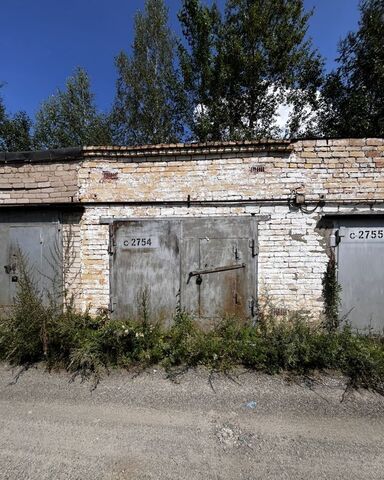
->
[[0, 364, 383, 480]]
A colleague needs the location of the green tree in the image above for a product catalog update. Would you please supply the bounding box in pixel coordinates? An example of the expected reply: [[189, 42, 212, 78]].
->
[[178, 0, 223, 141], [319, 0, 384, 137], [179, 0, 323, 141], [0, 92, 32, 151], [34, 68, 111, 149], [112, 0, 186, 145]]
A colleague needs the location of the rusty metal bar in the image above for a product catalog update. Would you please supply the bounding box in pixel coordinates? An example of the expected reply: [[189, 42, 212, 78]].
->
[[187, 263, 246, 284]]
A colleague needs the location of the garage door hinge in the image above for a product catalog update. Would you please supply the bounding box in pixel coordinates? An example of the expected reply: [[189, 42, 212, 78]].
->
[[108, 234, 116, 254], [109, 296, 117, 312], [249, 239, 259, 256], [248, 297, 257, 317], [330, 228, 345, 247]]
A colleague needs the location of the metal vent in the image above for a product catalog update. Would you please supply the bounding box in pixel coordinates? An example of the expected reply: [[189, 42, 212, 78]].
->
[[250, 165, 265, 173], [102, 171, 119, 181]]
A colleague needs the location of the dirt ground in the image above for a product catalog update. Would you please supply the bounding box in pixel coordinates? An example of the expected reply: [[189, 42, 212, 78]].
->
[[0, 364, 383, 480]]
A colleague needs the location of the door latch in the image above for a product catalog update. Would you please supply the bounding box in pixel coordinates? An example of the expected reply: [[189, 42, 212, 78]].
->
[[4, 263, 16, 275], [187, 263, 246, 284]]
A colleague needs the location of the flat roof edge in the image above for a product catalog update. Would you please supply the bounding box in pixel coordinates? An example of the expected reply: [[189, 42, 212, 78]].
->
[[83, 140, 293, 158], [2, 137, 383, 164], [0, 147, 83, 164]]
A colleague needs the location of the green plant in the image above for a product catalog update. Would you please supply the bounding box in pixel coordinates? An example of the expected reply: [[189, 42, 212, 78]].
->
[[337, 326, 384, 394], [1, 264, 383, 396], [0, 249, 48, 365], [322, 252, 342, 332], [162, 308, 203, 368]]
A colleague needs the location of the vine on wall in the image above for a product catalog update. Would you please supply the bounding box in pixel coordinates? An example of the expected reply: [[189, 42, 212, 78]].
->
[[322, 251, 342, 332]]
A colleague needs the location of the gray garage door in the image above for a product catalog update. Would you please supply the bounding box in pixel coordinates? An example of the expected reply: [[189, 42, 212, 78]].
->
[[336, 217, 384, 332], [110, 219, 181, 321], [0, 211, 62, 311], [110, 217, 258, 322]]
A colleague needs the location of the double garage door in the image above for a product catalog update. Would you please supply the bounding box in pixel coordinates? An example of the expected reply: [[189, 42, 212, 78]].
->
[[110, 217, 259, 322]]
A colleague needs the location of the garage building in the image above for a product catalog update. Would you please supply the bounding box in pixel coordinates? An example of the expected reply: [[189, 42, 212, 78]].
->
[[0, 138, 383, 331]]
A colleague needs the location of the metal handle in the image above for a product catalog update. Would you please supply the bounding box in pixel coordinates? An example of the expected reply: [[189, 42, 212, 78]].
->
[[187, 263, 246, 284]]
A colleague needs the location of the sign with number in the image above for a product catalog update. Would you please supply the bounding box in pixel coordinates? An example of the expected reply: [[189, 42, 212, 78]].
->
[[344, 228, 384, 243], [119, 236, 159, 249]]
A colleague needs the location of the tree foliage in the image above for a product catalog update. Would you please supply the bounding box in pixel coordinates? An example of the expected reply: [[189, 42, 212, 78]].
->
[[4, 0, 384, 148], [179, 0, 323, 141], [319, 0, 384, 137], [34, 68, 111, 149], [0, 91, 32, 151], [178, 0, 223, 141], [112, 0, 186, 145]]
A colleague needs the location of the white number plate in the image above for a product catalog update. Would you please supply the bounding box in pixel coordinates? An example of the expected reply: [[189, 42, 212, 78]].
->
[[345, 228, 384, 242], [120, 236, 159, 249]]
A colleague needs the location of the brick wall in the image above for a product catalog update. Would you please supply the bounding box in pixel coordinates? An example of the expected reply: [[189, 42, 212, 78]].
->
[[294, 139, 384, 201], [0, 161, 79, 204], [2, 139, 384, 317], [79, 139, 384, 204], [74, 139, 384, 315], [77, 203, 384, 317], [61, 212, 83, 307]]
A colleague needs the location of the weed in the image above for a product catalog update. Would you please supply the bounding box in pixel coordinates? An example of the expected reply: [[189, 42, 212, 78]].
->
[[0, 266, 383, 394], [0, 250, 48, 364], [322, 252, 342, 332]]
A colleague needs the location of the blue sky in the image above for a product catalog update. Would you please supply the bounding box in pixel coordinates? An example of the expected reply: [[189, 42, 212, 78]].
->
[[1, 0, 360, 118]]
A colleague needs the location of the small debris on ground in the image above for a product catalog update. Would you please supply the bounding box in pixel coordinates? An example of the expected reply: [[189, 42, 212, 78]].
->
[[215, 423, 254, 450]]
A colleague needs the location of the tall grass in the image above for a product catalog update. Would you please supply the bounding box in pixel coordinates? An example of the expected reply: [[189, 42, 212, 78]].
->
[[0, 268, 383, 393]]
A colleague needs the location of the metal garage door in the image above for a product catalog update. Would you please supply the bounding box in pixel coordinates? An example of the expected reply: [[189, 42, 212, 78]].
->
[[336, 217, 384, 332], [110, 219, 181, 321], [0, 211, 62, 311], [180, 218, 257, 320], [110, 217, 258, 322]]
